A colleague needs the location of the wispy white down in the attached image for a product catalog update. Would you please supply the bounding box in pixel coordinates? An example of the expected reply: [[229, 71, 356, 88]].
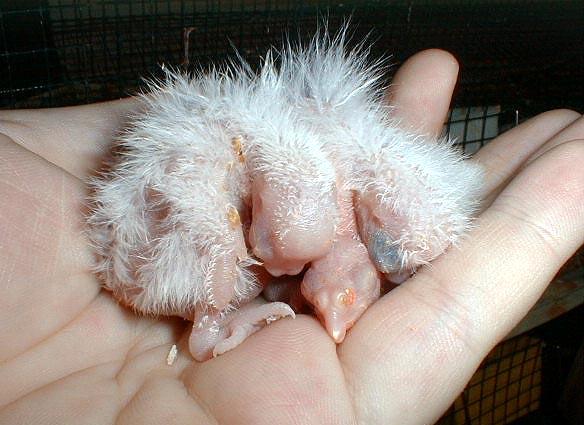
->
[[86, 27, 483, 317]]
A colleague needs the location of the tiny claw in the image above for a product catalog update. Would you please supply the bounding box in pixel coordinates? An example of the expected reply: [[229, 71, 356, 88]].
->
[[368, 230, 402, 274]]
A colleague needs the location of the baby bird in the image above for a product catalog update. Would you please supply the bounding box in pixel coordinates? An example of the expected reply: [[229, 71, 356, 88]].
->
[[86, 30, 483, 361]]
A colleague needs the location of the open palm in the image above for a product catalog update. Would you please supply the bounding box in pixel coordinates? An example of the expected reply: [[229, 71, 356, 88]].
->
[[1, 50, 583, 425]]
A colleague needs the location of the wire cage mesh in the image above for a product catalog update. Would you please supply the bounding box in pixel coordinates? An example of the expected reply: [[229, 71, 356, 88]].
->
[[1, 2, 582, 424], [438, 299, 584, 425], [1, 0, 582, 113], [437, 334, 544, 425]]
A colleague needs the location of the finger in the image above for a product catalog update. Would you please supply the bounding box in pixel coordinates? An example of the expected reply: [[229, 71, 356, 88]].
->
[[475, 109, 581, 203], [340, 136, 584, 423], [182, 316, 356, 424], [523, 113, 584, 165], [387, 49, 459, 137], [0, 98, 138, 180]]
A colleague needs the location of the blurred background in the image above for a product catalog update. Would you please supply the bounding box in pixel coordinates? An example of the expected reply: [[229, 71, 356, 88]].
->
[[1, 1, 582, 424]]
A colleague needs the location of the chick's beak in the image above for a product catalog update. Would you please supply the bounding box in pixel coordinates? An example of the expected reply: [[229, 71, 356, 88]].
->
[[324, 313, 347, 343]]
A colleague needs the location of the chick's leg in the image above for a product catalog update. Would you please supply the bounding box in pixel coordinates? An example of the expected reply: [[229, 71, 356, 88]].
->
[[189, 299, 295, 361]]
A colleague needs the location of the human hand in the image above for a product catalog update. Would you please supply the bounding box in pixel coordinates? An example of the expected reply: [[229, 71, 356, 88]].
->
[[0, 49, 582, 425]]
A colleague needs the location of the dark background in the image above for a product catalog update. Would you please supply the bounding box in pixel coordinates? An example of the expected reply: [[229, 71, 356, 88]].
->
[[0, 0, 582, 118]]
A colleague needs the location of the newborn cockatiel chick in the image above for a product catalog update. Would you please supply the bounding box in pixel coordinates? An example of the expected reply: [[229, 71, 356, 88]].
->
[[87, 31, 483, 360]]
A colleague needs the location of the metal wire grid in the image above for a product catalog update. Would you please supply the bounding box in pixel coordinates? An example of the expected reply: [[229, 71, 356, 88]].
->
[[436, 295, 584, 425], [454, 335, 542, 425], [1, 0, 582, 113], [446, 106, 508, 154]]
